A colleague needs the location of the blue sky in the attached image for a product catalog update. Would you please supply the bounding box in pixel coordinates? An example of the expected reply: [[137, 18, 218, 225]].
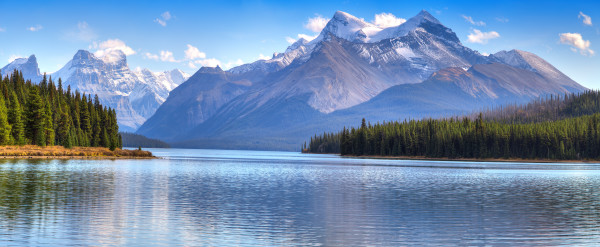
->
[[1, 0, 599, 88]]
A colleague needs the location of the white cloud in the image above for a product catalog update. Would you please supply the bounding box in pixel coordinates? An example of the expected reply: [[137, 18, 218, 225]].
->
[[285, 36, 297, 44], [91, 39, 136, 57], [579, 12, 592, 26], [223, 59, 244, 69], [462, 15, 485, 26], [144, 52, 159, 60], [65, 21, 97, 42], [286, 14, 332, 45], [8, 55, 23, 63], [286, 33, 318, 45], [467, 29, 499, 44], [559, 32, 594, 56], [160, 50, 177, 62], [146, 44, 223, 69], [372, 13, 406, 28], [155, 19, 167, 27], [257, 54, 270, 60], [0, 27, 5, 32], [184, 44, 206, 60], [155, 11, 172, 27], [297, 33, 318, 41], [495, 17, 509, 23], [194, 58, 221, 67], [162, 11, 172, 21], [28, 24, 43, 32], [304, 15, 329, 32]]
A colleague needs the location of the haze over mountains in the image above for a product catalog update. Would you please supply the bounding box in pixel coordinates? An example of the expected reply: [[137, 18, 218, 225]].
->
[[1, 50, 190, 132], [136, 10, 585, 150], [1, 10, 587, 150]]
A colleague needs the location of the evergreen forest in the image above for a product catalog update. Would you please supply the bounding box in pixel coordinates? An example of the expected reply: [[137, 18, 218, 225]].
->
[[0, 69, 121, 149], [305, 91, 600, 160]]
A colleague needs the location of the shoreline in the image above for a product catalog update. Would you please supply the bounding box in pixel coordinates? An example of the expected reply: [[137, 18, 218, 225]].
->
[[0, 156, 157, 160], [0, 145, 156, 160], [337, 154, 596, 164]]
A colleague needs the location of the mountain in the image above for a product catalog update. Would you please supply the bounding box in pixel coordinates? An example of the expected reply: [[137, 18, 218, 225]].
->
[[489, 49, 585, 92], [136, 66, 251, 139], [0, 55, 42, 82], [52, 50, 189, 132], [137, 10, 586, 150]]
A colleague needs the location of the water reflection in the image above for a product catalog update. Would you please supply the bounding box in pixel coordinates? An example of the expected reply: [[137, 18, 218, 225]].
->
[[0, 150, 599, 245]]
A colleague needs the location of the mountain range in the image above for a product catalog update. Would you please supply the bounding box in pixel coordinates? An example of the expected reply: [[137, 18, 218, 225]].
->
[[1, 50, 190, 132], [1, 10, 587, 150], [136, 10, 585, 150]]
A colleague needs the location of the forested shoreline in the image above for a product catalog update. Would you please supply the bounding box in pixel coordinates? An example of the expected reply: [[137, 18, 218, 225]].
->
[[304, 91, 600, 160], [0, 69, 121, 150], [121, 132, 170, 148]]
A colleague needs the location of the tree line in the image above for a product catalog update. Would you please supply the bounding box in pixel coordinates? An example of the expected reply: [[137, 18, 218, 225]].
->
[[0, 69, 121, 149], [304, 91, 600, 160], [120, 132, 170, 148]]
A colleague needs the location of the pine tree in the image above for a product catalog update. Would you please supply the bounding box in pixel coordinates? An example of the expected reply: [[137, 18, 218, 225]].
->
[[8, 92, 24, 145], [0, 95, 12, 145], [44, 100, 54, 146], [58, 103, 72, 147], [25, 87, 46, 146]]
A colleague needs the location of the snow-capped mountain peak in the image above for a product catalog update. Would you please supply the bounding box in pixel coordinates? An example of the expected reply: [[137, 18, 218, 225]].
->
[[1, 54, 41, 82], [370, 10, 447, 43], [8, 55, 34, 66], [228, 10, 459, 76], [311, 10, 448, 44], [285, 38, 309, 53], [72, 49, 94, 61], [413, 10, 441, 25], [313, 11, 382, 43], [97, 49, 127, 65]]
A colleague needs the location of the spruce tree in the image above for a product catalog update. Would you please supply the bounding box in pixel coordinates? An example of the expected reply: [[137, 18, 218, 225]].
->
[[44, 100, 54, 146], [8, 92, 25, 145], [58, 103, 72, 147], [0, 96, 12, 145], [25, 87, 46, 146]]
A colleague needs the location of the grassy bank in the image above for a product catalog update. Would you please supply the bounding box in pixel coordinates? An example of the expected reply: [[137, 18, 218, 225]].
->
[[0, 145, 154, 159]]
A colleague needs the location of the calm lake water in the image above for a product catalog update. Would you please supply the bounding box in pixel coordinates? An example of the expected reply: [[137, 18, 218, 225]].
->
[[1, 148, 600, 246]]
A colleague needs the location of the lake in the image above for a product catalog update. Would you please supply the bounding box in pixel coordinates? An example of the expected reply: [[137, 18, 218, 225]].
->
[[1, 148, 600, 246]]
